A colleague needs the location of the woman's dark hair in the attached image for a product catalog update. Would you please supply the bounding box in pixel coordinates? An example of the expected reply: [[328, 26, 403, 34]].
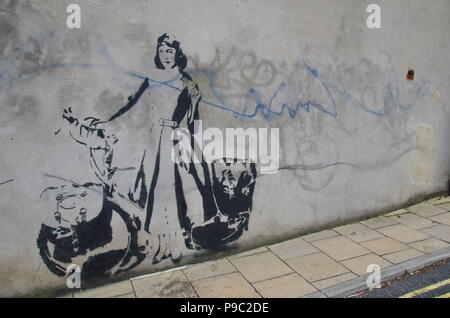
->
[[154, 33, 187, 70]]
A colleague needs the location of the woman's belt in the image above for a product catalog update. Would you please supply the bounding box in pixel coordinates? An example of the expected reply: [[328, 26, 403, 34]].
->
[[158, 118, 179, 128]]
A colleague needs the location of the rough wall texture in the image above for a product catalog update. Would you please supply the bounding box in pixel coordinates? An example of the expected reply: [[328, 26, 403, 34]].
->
[[0, 0, 449, 296]]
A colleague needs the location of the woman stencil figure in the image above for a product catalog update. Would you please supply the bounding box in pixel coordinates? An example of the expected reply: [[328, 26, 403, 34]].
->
[[61, 33, 213, 264], [106, 33, 214, 264], [139, 34, 201, 263]]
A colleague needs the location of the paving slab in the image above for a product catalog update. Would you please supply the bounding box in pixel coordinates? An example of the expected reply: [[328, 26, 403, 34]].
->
[[131, 270, 197, 298], [341, 253, 392, 276], [268, 237, 318, 260], [412, 205, 447, 218], [360, 216, 398, 229], [285, 252, 349, 282], [252, 273, 316, 298], [430, 212, 450, 226], [333, 223, 385, 243], [183, 259, 236, 281], [376, 224, 429, 244], [229, 251, 293, 283], [436, 202, 450, 211], [191, 272, 260, 298], [426, 197, 450, 206], [227, 247, 269, 259], [360, 237, 409, 255], [385, 208, 410, 216], [383, 248, 424, 264], [74, 280, 134, 298], [408, 238, 449, 253], [311, 236, 371, 261], [312, 272, 357, 290], [421, 224, 450, 242], [301, 229, 339, 242], [388, 213, 435, 230], [406, 203, 432, 213]]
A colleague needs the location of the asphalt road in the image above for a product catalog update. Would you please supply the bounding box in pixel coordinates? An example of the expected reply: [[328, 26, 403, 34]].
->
[[352, 258, 450, 298]]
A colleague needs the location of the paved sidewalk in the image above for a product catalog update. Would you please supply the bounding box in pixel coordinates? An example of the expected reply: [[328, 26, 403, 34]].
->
[[64, 196, 450, 298]]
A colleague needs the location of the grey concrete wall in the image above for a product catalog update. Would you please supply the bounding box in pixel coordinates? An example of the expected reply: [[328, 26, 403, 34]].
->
[[0, 0, 449, 296]]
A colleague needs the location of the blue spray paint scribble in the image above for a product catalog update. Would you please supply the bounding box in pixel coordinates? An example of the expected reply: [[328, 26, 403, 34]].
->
[[0, 30, 435, 122], [0, 179, 15, 187], [186, 44, 434, 120]]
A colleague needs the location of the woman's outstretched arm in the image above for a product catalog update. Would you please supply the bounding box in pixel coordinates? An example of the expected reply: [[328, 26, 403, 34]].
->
[[107, 78, 149, 122]]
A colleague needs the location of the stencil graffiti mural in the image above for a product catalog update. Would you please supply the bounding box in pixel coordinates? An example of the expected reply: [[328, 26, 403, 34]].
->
[[21, 30, 437, 284], [37, 34, 257, 279]]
